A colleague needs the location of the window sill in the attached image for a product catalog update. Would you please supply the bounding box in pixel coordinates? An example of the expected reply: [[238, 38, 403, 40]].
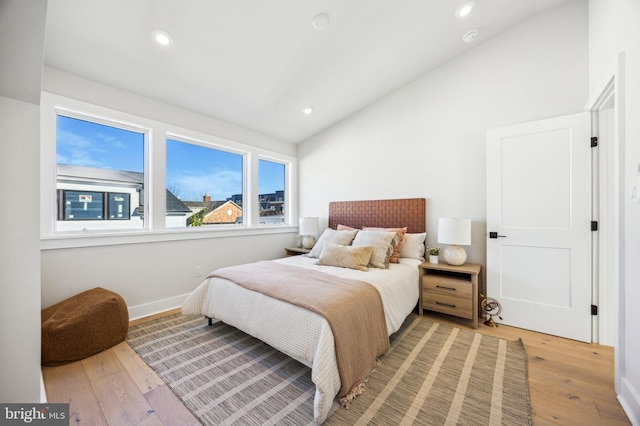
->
[[40, 225, 299, 250]]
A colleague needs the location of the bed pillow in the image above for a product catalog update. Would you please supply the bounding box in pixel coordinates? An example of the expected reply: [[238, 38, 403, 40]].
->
[[363, 226, 407, 263], [308, 228, 358, 258], [400, 232, 427, 260], [352, 230, 397, 269], [336, 224, 358, 231], [316, 243, 374, 271]]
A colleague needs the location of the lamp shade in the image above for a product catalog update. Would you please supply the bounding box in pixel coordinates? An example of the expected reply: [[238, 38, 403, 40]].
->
[[437, 218, 471, 245], [299, 217, 319, 236]]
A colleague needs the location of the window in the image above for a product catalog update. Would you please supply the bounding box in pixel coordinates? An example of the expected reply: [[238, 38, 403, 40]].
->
[[166, 138, 243, 228], [58, 191, 131, 221], [108, 193, 131, 220], [61, 190, 104, 220], [258, 159, 286, 225], [56, 114, 144, 231]]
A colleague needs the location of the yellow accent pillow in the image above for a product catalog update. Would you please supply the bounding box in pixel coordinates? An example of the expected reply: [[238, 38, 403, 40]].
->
[[316, 243, 374, 271]]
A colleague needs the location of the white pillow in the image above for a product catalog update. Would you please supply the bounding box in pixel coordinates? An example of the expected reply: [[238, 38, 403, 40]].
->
[[308, 228, 358, 258], [400, 232, 426, 260], [352, 230, 397, 269]]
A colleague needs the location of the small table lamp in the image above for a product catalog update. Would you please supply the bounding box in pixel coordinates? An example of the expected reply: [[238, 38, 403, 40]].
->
[[299, 217, 319, 249], [437, 218, 471, 266]]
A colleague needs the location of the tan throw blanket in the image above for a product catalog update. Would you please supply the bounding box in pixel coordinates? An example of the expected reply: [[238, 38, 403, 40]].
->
[[208, 260, 389, 406]]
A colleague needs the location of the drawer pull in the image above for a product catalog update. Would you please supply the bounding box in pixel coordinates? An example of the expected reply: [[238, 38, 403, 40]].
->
[[436, 301, 456, 308], [436, 285, 456, 291]]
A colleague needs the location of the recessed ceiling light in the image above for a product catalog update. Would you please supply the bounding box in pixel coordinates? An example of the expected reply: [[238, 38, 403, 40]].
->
[[455, 1, 476, 19], [462, 29, 479, 43], [151, 29, 173, 46], [312, 13, 329, 30], [302, 106, 314, 115]]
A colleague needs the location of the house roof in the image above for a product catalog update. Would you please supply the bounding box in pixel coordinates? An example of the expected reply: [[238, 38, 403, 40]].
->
[[57, 164, 144, 187], [165, 190, 192, 214]]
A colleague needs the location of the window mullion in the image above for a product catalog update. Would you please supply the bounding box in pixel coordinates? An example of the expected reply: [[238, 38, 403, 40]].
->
[[150, 128, 164, 231], [247, 152, 258, 227]]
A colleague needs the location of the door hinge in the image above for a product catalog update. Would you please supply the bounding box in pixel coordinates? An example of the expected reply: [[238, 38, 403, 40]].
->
[[591, 305, 598, 316], [591, 221, 598, 231], [591, 136, 598, 147]]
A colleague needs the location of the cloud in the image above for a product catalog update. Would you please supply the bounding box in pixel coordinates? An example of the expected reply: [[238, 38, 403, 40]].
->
[[56, 129, 136, 169], [56, 129, 106, 167], [167, 169, 242, 201]]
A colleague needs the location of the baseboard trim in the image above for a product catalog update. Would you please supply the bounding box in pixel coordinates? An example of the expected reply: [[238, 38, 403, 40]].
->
[[128, 293, 190, 321], [40, 370, 47, 403], [618, 377, 640, 425]]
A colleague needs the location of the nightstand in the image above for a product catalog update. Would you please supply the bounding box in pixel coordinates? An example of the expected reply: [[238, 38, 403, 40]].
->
[[418, 261, 482, 329], [284, 247, 311, 257]]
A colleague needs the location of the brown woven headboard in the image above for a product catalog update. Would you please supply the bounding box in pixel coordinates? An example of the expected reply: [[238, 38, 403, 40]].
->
[[328, 198, 426, 233]]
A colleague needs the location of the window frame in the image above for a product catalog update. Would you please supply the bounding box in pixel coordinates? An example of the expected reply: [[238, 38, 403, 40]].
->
[[165, 134, 247, 229], [257, 156, 289, 226], [40, 92, 298, 249]]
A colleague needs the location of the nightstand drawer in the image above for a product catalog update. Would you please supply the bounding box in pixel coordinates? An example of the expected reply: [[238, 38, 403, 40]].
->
[[422, 276, 472, 298], [422, 294, 473, 319]]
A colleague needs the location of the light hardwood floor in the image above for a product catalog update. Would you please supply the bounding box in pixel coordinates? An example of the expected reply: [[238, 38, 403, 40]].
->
[[42, 309, 630, 425]]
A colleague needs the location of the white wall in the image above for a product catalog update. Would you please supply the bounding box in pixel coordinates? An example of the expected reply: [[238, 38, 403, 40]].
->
[[589, 0, 640, 422], [40, 69, 299, 316], [298, 0, 588, 266], [0, 98, 43, 402], [0, 0, 47, 402], [41, 232, 295, 318]]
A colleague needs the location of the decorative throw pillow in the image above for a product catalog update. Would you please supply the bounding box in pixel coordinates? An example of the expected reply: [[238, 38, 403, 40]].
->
[[316, 243, 374, 271], [352, 230, 397, 268], [400, 232, 427, 260], [363, 226, 407, 263], [308, 229, 358, 258], [336, 224, 358, 231]]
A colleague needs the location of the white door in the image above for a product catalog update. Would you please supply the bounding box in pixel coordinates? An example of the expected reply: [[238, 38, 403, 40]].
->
[[486, 112, 592, 342]]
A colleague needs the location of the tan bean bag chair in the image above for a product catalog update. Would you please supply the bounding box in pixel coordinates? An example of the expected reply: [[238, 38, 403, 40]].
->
[[41, 287, 129, 366]]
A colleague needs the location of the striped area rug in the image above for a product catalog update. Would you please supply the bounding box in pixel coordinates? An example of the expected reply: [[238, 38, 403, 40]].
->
[[127, 313, 531, 425]]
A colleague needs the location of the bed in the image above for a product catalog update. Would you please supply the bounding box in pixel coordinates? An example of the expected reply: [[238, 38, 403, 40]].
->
[[181, 198, 426, 424]]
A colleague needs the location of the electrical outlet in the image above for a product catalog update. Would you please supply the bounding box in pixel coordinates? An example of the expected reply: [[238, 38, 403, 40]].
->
[[194, 266, 202, 277]]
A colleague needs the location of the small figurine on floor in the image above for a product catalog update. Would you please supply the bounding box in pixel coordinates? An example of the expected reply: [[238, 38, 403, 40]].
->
[[480, 294, 503, 327]]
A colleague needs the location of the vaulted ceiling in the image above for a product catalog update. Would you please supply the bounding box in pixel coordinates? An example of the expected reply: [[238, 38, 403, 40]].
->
[[44, 0, 570, 143]]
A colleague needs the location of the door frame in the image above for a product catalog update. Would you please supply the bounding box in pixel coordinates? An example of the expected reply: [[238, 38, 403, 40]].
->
[[584, 52, 625, 390]]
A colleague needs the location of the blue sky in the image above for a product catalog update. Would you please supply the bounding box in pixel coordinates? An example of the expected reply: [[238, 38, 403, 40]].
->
[[56, 115, 284, 201]]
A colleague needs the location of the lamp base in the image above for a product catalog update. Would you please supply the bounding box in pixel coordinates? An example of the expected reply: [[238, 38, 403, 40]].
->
[[301, 235, 317, 249], [443, 245, 467, 266]]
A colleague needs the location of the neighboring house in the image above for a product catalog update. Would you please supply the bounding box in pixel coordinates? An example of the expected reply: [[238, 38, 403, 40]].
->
[[56, 164, 191, 230], [185, 196, 284, 225], [163, 189, 194, 228], [228, 191, 285, 224], [184, 196, 242, 225], [202, 200, 242, 224], [259, 190, 284, 216], [183, 194, 220, 216]]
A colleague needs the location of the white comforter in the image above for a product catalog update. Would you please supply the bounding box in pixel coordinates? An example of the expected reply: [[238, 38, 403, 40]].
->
[[181, 255, 420, 424]]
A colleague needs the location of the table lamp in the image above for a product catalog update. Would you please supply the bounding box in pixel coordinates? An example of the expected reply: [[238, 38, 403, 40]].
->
[[437, 217, 471, 265], [299, 217, 319, 249]]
